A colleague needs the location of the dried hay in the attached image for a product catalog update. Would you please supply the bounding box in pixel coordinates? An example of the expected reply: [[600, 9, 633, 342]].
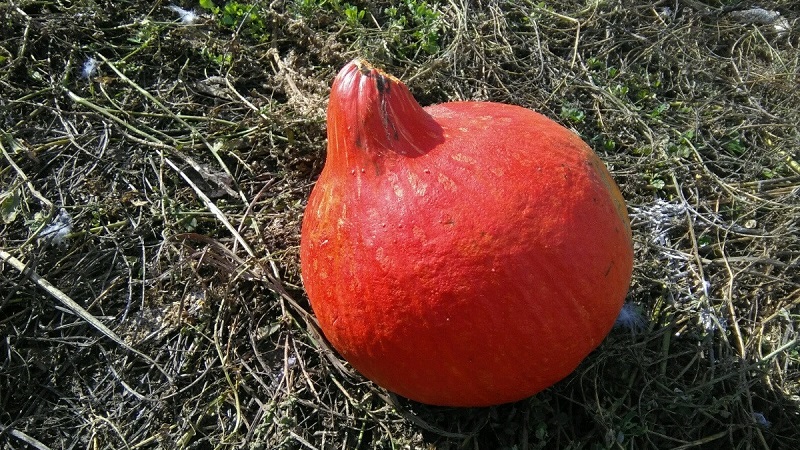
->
[[1, 1, 798, 448]]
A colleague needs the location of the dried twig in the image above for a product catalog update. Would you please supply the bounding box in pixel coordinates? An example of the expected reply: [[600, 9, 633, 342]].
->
[[0, 250, 172, 382], [164, 157, 254, 257], [97, 54, 247, 203], [0, 423, 51, 450]]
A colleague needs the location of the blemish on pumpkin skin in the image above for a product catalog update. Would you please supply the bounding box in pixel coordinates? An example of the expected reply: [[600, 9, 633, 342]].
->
[[489, 166, 505, 177], [437, 173, 457, 192], [388, 172, 404, 198], [413, 226, 426, 241], [375, 247, 388, 269], [451, 153, 477, 165], [336, 204, 348, 229], [407, 171, 428, 196]]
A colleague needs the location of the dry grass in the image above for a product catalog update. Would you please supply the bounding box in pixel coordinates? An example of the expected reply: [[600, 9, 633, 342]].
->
[[1, 0, 799, 448]]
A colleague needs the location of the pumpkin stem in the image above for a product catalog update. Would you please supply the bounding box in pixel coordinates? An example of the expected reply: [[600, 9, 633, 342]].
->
[[327, 59, 443, 166]]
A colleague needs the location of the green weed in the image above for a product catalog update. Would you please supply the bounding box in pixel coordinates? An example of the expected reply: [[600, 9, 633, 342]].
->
[[200, 0, 270, 41]]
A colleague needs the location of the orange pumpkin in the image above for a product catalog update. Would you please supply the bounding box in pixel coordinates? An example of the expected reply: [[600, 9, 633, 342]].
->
[[300, 59, 633, 406]]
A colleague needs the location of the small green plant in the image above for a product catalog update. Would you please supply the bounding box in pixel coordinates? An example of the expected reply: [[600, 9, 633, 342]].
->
[[289, 0, 441, 57], [200, 0, 269, 41], [26, 210, 51, 234], [667, 129, 695, 159], [385, 0, 442, 56], [610, 83, 629, 97], [126, 17, 163, 46], [587, 57, 604, 71], [648, 176, 666, 191], [343, 3, 365, 27], [292, 0, 327, 15], [560, 105, 585, 123], [202, 47, 232, 67], [723, 136, 746, 155], [0, 188, 21, 224], [649, 102, 670, 119]]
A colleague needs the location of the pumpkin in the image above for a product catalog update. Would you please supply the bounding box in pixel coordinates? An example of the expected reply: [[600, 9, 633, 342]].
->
[[300, 59, 633, 407]]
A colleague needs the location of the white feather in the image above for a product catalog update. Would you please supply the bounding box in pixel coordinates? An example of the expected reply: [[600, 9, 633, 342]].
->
[[168, 5, 198, 24], [614, 302, 647, 333], [81, 57, 98, 79], [39, 208, 72, 246]]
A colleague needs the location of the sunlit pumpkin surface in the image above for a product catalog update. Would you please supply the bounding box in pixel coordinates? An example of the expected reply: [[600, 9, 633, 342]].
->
[[300, 59, 634, 407]]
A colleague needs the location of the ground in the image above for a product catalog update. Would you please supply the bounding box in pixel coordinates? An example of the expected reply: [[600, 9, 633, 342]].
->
[[1, 1, 799, 449]]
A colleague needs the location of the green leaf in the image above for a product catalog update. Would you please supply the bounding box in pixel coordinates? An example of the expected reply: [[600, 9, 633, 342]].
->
[[199, 0, 216, 9], [560, 105, 585, 123], [724, 139, 746, 155], [650, 178, 665, 190], [0, 189, 21, 224]]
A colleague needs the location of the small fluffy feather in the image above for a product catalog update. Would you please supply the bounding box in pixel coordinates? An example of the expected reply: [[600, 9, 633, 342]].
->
[[752, 412, 771, 428], [614, 302, 647, 333], [81, 57, 98, 79], [167, 5, 197, 24], [39, 209, 72, 246]]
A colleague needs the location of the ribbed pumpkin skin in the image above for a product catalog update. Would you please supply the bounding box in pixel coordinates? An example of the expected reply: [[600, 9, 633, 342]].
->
[[300, 60, 633, 407]]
